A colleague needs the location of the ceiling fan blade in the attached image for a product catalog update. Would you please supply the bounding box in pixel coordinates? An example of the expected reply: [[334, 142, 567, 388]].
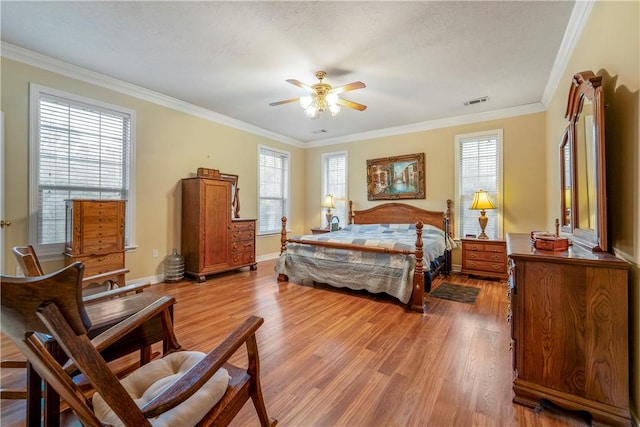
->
[[332, 81, 366, 95], [269, 97, 300, 107], [337, 98, 367, 111], [286, 79, 315, 92]]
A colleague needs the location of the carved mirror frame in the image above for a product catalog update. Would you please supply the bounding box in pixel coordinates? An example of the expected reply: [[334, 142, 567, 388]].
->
[[559, 127, 573, 233], [564, 70, 607, 252]]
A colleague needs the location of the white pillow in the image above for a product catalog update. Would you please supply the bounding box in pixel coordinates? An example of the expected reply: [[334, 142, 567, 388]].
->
[[93, 351, 230, 427]]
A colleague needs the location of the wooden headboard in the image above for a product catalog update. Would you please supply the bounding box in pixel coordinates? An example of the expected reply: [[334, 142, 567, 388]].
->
[[348, 200, 453, 237]]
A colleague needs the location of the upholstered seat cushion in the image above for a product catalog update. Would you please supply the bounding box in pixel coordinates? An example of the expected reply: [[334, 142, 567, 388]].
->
[[93, 351, 230, 427]]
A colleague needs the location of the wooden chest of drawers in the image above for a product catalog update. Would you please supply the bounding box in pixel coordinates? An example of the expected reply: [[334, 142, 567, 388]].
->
[[230, 220, 256, 267], [507, 233, 630, 425], [461, 238, 507, 280], [64, 199, 126, 285]]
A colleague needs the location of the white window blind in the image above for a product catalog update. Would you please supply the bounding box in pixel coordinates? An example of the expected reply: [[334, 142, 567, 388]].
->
[[322, 151, 348, 228], [29, 84, 135, 256], [258, 146, 289, 234], [455, 130, 503, 240]]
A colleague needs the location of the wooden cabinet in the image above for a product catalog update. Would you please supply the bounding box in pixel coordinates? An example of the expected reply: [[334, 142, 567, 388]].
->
[[461, 238, 507, 280], [181, 177, 256, 282], [64, 199, 126, 286], [507, 233, 630, 426]]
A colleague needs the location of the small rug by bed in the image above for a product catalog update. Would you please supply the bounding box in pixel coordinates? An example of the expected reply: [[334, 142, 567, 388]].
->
[[430, 282, 480, 304]]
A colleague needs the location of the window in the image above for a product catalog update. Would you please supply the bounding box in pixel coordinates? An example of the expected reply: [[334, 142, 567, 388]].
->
[[258, 146, 289, 234], [322, 151, 348, 228], [29, 84, 135, 257], [454, 129, 503, 240]]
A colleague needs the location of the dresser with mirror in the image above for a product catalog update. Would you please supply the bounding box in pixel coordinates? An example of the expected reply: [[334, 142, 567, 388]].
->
[[507, 71, 630, 425]]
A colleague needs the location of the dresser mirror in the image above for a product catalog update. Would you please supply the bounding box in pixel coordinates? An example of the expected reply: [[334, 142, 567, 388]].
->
[[563, 70, 607, 251]]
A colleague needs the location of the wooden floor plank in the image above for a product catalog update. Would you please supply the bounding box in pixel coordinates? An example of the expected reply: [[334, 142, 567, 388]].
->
[[0, 259, 589, 426]]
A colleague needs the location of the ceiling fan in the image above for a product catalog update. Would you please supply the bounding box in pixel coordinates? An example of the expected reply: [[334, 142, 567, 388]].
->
[[270, 71, 366, 119]]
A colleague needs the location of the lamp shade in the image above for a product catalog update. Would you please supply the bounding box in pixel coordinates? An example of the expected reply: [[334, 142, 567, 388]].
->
[[321, 194, 336, 209], [469, 190, 496, 210]]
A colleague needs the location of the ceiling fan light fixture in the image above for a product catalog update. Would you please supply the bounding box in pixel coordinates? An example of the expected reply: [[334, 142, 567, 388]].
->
[[326, 92, 339, 106], [299, 95, 313, 109], [271, 71, 366, 119], [305, 105, 319, 119]]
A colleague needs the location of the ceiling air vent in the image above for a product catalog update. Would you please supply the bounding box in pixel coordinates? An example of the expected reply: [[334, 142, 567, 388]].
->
[[312, 129, 328, 134], [464, 96, 489, 106]]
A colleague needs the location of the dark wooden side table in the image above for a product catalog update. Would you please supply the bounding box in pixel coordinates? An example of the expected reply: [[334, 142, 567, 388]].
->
[[310, 227, 330, 235], [29, 291, 175, 427]]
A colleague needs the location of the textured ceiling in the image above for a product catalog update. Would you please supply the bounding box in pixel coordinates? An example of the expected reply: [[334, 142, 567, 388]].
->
[[1, 1, 576, 145]]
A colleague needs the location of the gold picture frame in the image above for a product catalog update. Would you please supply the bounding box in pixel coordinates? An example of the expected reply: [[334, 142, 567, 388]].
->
[[366, 153, 425, 200]]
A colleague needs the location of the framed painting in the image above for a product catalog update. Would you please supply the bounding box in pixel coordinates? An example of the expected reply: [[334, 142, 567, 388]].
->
[[366, 153, 425, 200]]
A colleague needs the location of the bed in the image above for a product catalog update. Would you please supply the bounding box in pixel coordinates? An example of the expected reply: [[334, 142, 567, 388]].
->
[[275, 200, 454, 312]]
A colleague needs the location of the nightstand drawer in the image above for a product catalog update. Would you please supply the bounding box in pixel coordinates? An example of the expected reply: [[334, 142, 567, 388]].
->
[[463, 259, 506, 273], [465, 242, 506, 253], [465, 251, 505, 262]]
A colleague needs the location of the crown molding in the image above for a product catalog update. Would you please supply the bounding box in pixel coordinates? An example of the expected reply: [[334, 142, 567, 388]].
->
[[0, 42, 305, 148], [541, 0, 594, 107], [3, 37, 568, 150], [305, 103, 546, 148]]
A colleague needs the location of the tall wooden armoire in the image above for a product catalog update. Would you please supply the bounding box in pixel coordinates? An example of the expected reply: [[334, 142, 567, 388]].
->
[[181, 176, 256, 282]]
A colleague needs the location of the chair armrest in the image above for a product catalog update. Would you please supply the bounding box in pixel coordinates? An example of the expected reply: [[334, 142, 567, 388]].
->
[[63, 295, 178, 374], [142, 315, 264, 417], [82, 281, 151, 304]]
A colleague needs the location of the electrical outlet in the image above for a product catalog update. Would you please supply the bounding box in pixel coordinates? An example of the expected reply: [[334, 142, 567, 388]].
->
[[152, 249, 159, 259]]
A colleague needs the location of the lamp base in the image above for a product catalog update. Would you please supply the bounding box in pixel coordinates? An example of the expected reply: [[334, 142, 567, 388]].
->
[[478, 210, 489, 239], [325, 210, 332, 230]]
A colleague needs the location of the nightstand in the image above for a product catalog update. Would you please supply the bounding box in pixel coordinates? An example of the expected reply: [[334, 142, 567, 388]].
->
[[460, 238, 508, 280], [310, 227, 330, 235]]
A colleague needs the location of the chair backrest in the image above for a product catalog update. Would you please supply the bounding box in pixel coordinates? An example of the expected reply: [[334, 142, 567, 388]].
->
[[12, 245, 45, 276], [1, 263, 151, 426]]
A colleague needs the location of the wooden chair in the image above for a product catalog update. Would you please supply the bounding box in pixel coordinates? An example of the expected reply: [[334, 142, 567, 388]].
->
[[12, 245, 150, 302], [2, 245, 153, 402], [1, 263, 277, 427]]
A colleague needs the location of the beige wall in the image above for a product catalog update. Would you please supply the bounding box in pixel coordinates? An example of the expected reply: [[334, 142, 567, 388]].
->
[[1, 0, 638, 419], [544, 0, 639, 420], [304, 113, 548, 266], [0, 58, 305, 279]]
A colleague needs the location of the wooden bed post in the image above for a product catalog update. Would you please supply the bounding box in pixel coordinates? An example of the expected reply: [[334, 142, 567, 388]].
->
[[411, 222, 425, 312], [277, 217, 288, 282]]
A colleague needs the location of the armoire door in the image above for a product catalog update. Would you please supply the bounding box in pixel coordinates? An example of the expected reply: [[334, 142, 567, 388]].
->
[[201, 179, 231, 270]]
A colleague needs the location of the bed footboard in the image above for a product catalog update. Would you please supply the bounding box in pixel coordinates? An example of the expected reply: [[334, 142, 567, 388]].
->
[[277, 216, 427, 312]]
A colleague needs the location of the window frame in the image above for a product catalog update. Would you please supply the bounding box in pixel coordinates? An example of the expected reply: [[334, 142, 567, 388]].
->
[[257, 145, 290, 235], [454, 129, 504, 240], [321, 150, 348, 228], [28, 84, 137, 259]]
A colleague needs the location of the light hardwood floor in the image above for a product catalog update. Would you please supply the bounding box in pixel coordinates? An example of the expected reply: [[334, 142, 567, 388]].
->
[[1, 259, 588, 426]]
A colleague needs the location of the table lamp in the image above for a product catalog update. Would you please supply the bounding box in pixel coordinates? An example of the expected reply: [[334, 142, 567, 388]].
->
[[469, 190, 496, 239], [320, 194, 335, 229]]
